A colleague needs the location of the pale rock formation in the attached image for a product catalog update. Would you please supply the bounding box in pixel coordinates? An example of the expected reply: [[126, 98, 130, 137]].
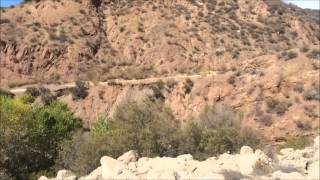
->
[[100, 156, 125, 179]]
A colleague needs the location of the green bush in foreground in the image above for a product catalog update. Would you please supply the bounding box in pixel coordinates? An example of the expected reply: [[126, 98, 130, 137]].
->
[[0, 95, 81, 180], [58, 99, 180, 175]]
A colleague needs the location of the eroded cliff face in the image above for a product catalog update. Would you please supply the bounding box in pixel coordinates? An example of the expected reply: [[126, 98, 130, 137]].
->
[[39, 136, 320, 180], [1, 0, 319, 87]]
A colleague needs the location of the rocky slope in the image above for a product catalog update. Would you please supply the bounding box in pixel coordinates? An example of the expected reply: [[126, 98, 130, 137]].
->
[[0, 0, 319, 86], [39, 136, 320, 180]]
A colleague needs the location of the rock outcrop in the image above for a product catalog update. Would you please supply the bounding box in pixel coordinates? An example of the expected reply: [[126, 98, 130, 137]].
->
[[40, 136, 319, 180]]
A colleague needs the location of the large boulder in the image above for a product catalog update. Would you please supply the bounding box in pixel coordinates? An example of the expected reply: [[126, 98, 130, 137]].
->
[[117, 150, 138, 164], [100, 156, 125, 179], [307, 161, 320, 180], [237, 149, 273, 175], [79, 167, 102, 180]]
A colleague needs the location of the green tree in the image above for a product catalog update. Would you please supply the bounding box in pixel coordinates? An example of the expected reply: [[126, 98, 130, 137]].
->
[[0, 96, 80, 179]]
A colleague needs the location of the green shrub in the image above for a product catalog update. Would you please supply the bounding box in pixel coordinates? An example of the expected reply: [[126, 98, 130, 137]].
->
[[0, 96, 80, 179], [58, 99, 180, 175], [179, 103, 262, 160], [72, 81, 89, 100], [20, 94, 36, 104], [279, 136, 310, 150]]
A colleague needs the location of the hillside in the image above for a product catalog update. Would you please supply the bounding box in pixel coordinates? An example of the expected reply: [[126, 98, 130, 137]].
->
[[0, 0, 319, 85], [1, 0, 320, 141]]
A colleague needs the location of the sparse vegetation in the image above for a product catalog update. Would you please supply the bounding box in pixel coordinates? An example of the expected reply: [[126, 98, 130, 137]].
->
[[307, 49, 320, 59], [266, 99, 292, 116], [278, 51, 298, 60], [279, 136, 311, 150], [183, 78, 194, 94], [295, 120, 311, 130], [150, 80, 165, 101], [303, 87, 320, 101], [72, 81, 89, 100]]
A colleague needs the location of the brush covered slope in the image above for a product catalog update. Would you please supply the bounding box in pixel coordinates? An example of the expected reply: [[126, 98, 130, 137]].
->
[[0, 0, 319, 85]]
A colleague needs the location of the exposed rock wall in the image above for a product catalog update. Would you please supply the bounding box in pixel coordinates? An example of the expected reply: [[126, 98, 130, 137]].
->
[[39, 136, 319, 180]]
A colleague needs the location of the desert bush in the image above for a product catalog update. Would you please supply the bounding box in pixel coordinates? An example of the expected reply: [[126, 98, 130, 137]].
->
[[300, 46, 309, 53], [72, 80, 88, 100], [58, 99, 180, 175], [179, 103, 261, 160], [307, 49, 320, 59], [278, 51, 298, 60], [293, 83, 304, 93], [256, 114, 273, 126], [303, 88, 320, 101], [183, 78, 194, 94], [41, 91, 57, 105], [150, 80, 165, 101], [295, 120, 311, 130], [0, 96, 80, 179], [166, 79, 177, 93], [279, 136, 311, 150], [266, 99, 291, 116], [228, 75, 236, 85], [26, 87, 41, 97], [25, 86, 50, 97]]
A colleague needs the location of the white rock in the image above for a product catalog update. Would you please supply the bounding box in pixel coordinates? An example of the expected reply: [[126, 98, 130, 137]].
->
[[277, 148, 308, 172], [237, 149, 273, 176], [177, 154, 193, 161], [272, 170, 304, 179], [38, 176, 50, 180], [146, 170, 176, 180], [114, 169, 139, 179], [314, 136, 319, 150], [100, 156, 125, 179], [240, 146, 254, 155], [128, 162, 137, 172], [79, 166, 102, 180], [307, 161, 320, 180], [56, 170, 76, 180], [190, 171, 225, 180], [117, 150, 138, 164]]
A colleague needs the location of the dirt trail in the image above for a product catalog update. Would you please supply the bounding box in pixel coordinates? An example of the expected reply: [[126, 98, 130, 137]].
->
[[9, 71, 218, 94]]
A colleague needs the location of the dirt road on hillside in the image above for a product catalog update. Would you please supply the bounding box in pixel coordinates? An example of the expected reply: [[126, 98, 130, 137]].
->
[[9, 71, 219, 94]]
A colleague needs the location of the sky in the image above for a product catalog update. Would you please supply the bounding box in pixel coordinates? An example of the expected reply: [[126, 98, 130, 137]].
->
[[0, 0, 319, 9]]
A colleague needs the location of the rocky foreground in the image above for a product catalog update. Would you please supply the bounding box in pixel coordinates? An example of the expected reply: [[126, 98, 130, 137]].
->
[[40, 136, 319, 180]]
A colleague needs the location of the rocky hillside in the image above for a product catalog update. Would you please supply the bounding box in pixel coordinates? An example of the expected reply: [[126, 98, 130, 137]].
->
[[39, 136, 320, 180], [0, 0, 319, 86]]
